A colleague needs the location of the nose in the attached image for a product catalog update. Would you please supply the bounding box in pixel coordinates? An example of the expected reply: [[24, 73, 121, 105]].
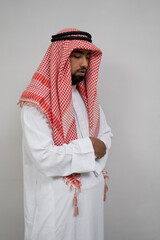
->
[[81, 56, 89, 68]]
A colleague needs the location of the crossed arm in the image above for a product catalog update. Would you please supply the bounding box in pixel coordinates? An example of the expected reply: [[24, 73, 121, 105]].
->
[[21, 105, 113, 177]]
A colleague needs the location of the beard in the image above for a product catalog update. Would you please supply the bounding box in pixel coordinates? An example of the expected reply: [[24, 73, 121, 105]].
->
[[71, 67, 87, 85], [71, 74, 85, 85]]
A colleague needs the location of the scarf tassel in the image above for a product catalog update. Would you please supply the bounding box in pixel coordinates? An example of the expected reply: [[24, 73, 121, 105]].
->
[[73, 189, 79, 216], [104, 180, 108, 202], [102, 169, 109, 202], [63, 170, 108, 216]]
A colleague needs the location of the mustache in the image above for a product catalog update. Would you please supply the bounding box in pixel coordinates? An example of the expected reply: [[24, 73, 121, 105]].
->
[[75, 67, 87, 73]]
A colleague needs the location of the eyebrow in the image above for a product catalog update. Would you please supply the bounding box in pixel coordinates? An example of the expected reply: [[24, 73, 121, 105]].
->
[[72, 50, 91, 55]]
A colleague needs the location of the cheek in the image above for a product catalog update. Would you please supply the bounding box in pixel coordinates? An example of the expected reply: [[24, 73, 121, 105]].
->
[[70, 60, 79, 74]]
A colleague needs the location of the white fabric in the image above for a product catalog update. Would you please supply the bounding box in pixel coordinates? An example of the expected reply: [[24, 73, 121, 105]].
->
[[21, 85, 113, 240]]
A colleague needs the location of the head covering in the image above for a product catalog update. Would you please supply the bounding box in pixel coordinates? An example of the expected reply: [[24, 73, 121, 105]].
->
[[18, 28, 108, 216]]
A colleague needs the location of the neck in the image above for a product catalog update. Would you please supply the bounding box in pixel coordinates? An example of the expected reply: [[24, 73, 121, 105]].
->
[[72, 85, 77, 91]]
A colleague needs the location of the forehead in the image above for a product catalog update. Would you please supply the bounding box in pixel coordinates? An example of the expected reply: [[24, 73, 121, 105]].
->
[[71, 49, 90, 55]]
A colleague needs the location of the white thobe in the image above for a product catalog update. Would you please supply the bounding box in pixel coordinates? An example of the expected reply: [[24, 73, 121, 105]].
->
[[21, 85, 113, 240]]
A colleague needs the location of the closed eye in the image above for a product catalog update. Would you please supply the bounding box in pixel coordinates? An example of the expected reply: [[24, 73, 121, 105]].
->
[[73, 54, 81, 58]]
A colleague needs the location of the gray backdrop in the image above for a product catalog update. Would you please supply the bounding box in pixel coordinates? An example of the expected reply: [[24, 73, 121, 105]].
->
[[0, 0, 160, 239]]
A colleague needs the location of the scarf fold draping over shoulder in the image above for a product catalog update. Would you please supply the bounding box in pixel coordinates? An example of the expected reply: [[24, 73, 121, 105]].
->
[[18, 28, 109, 216]]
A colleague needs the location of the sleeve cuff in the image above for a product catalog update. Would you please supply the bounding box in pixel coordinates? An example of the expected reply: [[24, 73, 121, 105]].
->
[[71, 137, 96, 173], [93, 152, 109, 177]]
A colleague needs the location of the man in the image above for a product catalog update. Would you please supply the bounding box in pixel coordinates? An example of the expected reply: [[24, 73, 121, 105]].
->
[[18, 28, 113, 240]]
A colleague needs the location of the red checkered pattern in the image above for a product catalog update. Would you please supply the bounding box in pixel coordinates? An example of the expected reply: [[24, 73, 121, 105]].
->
[[19, 28, 108, 215]]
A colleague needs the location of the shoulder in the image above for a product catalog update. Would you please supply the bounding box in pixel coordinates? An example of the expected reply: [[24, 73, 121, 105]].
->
[[21, 105, 46, 128], [21, 105, 52, 135], [21, 105, 43, 120]]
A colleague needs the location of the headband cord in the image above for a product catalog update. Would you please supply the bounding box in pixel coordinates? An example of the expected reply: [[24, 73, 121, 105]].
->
[[51, 31, 92, 43]]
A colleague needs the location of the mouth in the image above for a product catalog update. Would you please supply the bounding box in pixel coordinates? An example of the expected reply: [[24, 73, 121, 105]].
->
[[77, 72, 86, 76], [76, 70, 86, 75]]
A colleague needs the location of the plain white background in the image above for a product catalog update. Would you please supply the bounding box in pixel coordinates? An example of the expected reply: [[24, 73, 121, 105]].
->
[[0, 0, 160, 239]]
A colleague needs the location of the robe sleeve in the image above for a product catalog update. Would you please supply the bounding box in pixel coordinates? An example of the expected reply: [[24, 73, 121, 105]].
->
[[94, 106, 113, 176], [21, 106, 95, 177]]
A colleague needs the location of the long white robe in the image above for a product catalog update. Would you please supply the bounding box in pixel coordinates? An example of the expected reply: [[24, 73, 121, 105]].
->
[[21, 85, 113, 240]]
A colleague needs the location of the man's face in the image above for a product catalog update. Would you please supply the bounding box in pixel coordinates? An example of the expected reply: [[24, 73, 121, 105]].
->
[[70, 49, 91, 85]]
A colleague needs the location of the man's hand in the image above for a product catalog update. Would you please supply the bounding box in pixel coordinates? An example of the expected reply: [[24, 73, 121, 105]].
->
[[89, 137, 106, 160]]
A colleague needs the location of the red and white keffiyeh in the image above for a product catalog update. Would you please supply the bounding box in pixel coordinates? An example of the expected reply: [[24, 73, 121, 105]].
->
[[18, 28, 109, 216]]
